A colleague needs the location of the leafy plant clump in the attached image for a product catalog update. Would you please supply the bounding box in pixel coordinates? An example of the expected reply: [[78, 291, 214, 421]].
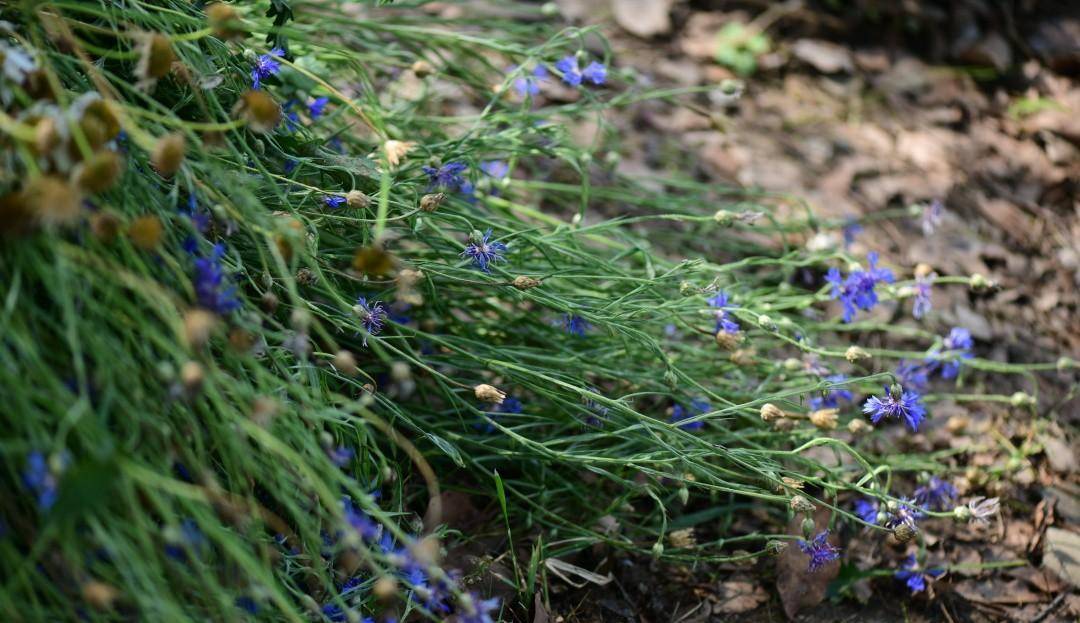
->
[[0, 1, 1072, 621]]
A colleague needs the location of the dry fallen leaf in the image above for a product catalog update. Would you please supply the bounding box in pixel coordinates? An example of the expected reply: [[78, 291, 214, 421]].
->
[[713, 579, 768, 614], [1044, 527, 1080, 588], [611, 0, 674, 39], [776, 510, 839, 618]]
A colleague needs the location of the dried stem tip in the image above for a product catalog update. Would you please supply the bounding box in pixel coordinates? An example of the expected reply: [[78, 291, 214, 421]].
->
[[474, 384, 506, 404]]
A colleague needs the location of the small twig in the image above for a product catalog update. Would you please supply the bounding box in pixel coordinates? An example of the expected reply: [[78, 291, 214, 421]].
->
[[1029, 591, 1067, 623]]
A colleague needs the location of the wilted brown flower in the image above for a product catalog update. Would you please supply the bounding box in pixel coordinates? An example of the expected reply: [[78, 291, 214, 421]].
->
[[383, 140, 414, 166], [668, 528, 697, 549], [206, 3, 247, 40], [151, 132, 186, 178], [89, 211, 121, 242], [234, 90, 280, 133], [128, 215, 163, 250], [73, 151, 123, 194], [759, 403, 786, 423], [352, 246, 396, 277], [419, 192, 444, 212], [474, 383, 506, 404], [24, 175, 82, 226], [135, 33, 175, 86], [714, 330, 743, 350], [809, 408, 838, 430]]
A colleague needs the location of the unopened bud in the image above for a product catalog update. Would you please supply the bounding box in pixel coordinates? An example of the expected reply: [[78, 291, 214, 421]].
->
[[713, 209, 735, 226], [790, 495, 815, 513], [151, 132, 186, 178], [474, 384, 506, 404], [419, 192, 445, 212], [650, 541, 664, 558], [845, 345, 871, 363], [373, 576, 398, 601], [760, 403, 786, 422], [757, 314, 775, 331], [809, 408, 838, 430], [800, 517, 816, 538], [677, 486, 689, 506], [782, 358, 802, 371], [847, 419, 872, 434], [333, 350, 358, 376], [512, 275, 542, 290], [969, 273, 992, 291]]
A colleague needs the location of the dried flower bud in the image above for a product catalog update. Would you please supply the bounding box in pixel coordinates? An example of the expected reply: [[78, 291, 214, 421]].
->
[[333, 350, 358, 376], [474, 383, 506, 404], [206, 3, 246, 39], [373, 576, 398, 601], [136, 33, 175, 85], [296, 268, 317, 286], [419, 192, 445, 212], [512, 275, 542, 290], [183, 309, 218, 349], [891, 522, 917, 543], [411, 59, 434, 77], [78, 98, 122, 149], [714, 330, 743, 350], [383, 140, 414, 166], [346, 190, 370, 209], [772, 418, 796, 432], [809, 408, 838, 430], [128, 215, 163, 250], [73, 151, 123, 194], [845, 345, 871, 363], [668, 528, 696, 549], [760, 403, 786, 422], [24, 176, 81, 226], [790, 495, 815, 513], [151, 132, 186, 178], [847, 419, 872, 434], [82, 581, 120, 610], [234, 90, 281, 133], [89, 211, 121, 242], [180, 360, 204, 393]]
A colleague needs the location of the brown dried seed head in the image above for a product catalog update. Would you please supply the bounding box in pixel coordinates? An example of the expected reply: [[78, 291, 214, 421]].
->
[[419, 192, 445, 212], [79, 99, 122, 150], [847, 419, 872, 434], [137, 33, 175, 81], [668, 528, 697, 549], [180, 360, 204, 392], [151, 132, 186, 178], [891, 522, 917, 543], [24, 175, 82, 226], [809, 408, 838, 430], [206, 3, 247, 39], [845, 345, 871, 363], [373, 576, 398, 601], [183, 309, 218, 349], [714, 330, 743, 350], [234, 90, 281, 133], [81, 581, 120, 610], [383, 140, 414, 166], [89, 211, 121, 242], [411, 60, 435, 77], [34, 116, 60, 155], [296, 268, 317, 285], [512, 275, 542, 290], [759, 403, 786, 422], [73, 151, 124, 194], [474, 383, 506, 404], [128, 215, 163, 250], [346, 189, 370, 209], [333, 350, 358, 376]]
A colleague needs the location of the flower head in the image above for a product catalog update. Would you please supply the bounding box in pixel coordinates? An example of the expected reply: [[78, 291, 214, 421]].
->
[[324, 195, 346, 209], [921, 199, 944, 236], [934, 327, 974, 379], [562, 314, 590, 337], [582, 61, 607, 85], [809, 374, 853, 410], [885, 497, 924, 531], [842, 218, 863, 248], [895, 361, 931, 393], [913, 273, 933, 319], [353, 296, 387, 346], [554, 56, 583, 87], [827, 253, 895, 322], [480, 160, 509, 179], [22, 451, 63, 511], [251, 47, 284, 89], [863, 385, 926, 432], [193, 244, 241, 314], [914, 476, 957, 511], [308, 96, 329, 119], [853, 498, 879, 524], [707, 291, 740, 334], [670, 398, 710, 431], [327, 446, 354, 468], [797, 530, 840, 572], [422, 162, 468, 192], [457, 594, 501, 623], [894, 554, 944, 594], [512, 65, 548, 97], [461, 229, 507, 272]]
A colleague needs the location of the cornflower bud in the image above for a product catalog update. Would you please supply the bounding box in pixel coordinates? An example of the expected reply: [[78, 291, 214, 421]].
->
[[474, 384, 506, 404], [411, 60, 434, 77], [790, 495, 815, 513], [845, 345, 871, 363], [809, 408, 838, 430], [714, 330, 743, 350], [892, 522, 917, 543], [759, 403, 786, 422], [1009, 391, 1035, 408], [346, 190, 370, 209], [383, 140, 414, 166], [419, 192, 444, 212], [73, 151, 123, 194], [512, 275, 542, 290], [151, 132, 186, 178]]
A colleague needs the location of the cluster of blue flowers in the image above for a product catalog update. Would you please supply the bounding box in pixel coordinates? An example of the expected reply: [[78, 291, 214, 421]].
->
[[670, 398, 710, 431], [22, 451, 64, 511], [826, 252, 895, 323], [510, 54, 606, 97], [706, 291, 739, 334], [193, 243, 242, 314]]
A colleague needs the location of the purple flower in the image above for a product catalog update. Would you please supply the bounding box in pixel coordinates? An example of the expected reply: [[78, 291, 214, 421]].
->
[[797, 530, 840, 572], [457, 594, 501, 623], [353, 296, 387, 346], [826, 252, 895, 322], [810, 374, 853, 410], [885, 497, 924, 531], [251, 47, 284, 89], [342, 496, 380, 541], [670, 398, 710, 431], [895, 360, 931, 393], [22, 451, 61, 511], [308, 96, 330, 119], [913, 273, 933, 319], [862, 385, 927, 432], [914, 476, 957, 511], [842, 218, 863, 248], [480, 160, 509, 179], [562, 314, 590, 336], [582, 61, 607, 85], [194, 244, 241, 314], [512, 65, 548, 96], [328, 446, 354, 468], [554, 56, 583, 87], [921, 199, 944, 236], [934, 327, 973, 380], [422, 162, 468, 192], [235, 596, 259, 614], [461, 229, 508, 272], [854, 498, 879, 524], [894, 554, 944, 594], [707, 291, 740, 334], [281, 99, 300, 132], [321, 603, 348, 622], [324, 195, 346, 209]]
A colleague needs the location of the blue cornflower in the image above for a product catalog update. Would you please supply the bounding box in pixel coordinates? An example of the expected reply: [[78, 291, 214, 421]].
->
[[582, 61, 607, 85], [342, 496, 380, 541], [22, 451, 62, 511], [321, 603, 347, 622], [826, 252, 895, 322], [308, 96, 330, 119], [328, 446, 354, 468], [422, 162, 468, 192], [251, 47, 284, 89], [283, 158, 298, 174], [670, 398, 709, 431], [324, 195, 346, 209], [894, 554, 944, 594], [194, 244, 242, 314], [164, 518, 205, 561], [934, 327, 973, 380], [235, 596, 259, 614], [353, 296, 387, 346], [480, 160, 509, 179], [562, 314, 590, 336], [809, 374, 854, 410], [854, 498, 879, 524], [797, 530, 840, 572], [862, 385, 927, 432], [554, 56, 583, 87], [461, 229, 508, 272], [512, 65, 548, 96], [885, 497, 924, 531], [895, 360, 931, 393], [914, 476, 957, 511], [842, 218, 863, 248], [457, 594, 501, 623], [478, 396, 523, 432], [912, 273, 933, 319], [921, 199, 944, 236], [281, 99, 301, 132], [707, 290, 740, 334], [582, 387, 609, 426], [183, 195, 210, 233]]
